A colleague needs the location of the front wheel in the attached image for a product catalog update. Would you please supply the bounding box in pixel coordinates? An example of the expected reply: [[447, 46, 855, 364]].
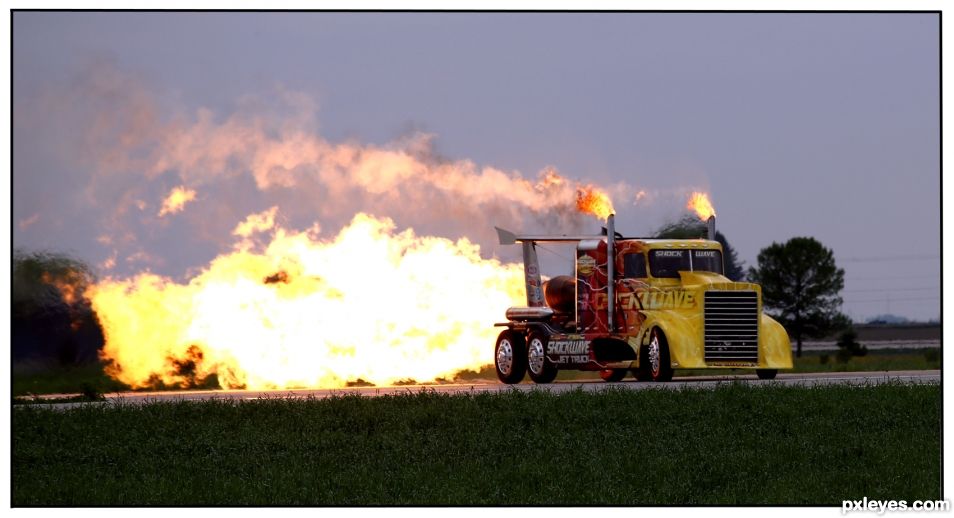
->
[[756, 369, 777, 380], [647, 328, 674, 382], [526, 331, 558, 384], [495, 330, 527, 384]]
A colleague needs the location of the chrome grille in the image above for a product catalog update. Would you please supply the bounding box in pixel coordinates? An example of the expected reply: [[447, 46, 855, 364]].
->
[[704, 291, 759, 363]]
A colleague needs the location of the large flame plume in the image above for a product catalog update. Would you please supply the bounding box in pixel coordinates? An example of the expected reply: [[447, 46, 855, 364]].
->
[[24, 64, 659, 390], [687, 191, 716, 221], [89, 211, 526, 389]]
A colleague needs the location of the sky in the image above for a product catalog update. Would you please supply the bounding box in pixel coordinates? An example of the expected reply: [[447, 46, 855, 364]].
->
[[11, 11, 941, 322]]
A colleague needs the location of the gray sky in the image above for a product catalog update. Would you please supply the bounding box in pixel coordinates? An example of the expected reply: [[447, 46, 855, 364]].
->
[[12, 12, 940, 322]]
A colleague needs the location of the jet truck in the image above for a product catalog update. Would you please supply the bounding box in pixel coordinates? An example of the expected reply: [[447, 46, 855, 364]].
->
[[493, 214, 792, 383]]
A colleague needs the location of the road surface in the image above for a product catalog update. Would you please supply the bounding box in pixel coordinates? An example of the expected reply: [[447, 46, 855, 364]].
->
[[21, 370, 940, 410]]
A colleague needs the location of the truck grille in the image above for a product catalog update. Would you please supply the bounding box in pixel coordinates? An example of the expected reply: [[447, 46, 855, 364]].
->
[[704, 291, 759, 363]]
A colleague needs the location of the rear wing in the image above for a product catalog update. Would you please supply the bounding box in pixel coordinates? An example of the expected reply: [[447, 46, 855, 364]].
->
[[494, 227, 603, 245], [496, 214, 618, 332]]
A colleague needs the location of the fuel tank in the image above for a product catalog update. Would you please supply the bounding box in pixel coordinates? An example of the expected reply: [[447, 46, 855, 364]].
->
[[542, 275, 576, 314]]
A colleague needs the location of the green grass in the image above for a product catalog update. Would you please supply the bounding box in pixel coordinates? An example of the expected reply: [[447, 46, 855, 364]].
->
[[13, 382, 940, 505]]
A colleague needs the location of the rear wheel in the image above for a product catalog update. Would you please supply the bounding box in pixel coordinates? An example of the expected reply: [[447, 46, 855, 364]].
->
[[599, 369, 627, 382], [756, 369, 777, 380], [648, 328, 674, 382], [526, 331, 558, 384], [495, 330, 527, 384]]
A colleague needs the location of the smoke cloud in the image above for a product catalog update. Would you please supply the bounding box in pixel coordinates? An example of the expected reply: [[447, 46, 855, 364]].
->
[[20, 60, 717, 278]]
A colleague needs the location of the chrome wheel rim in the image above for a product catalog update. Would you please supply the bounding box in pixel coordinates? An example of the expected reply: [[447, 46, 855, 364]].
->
[[649, 333, 661, 375], [497, 339, 514, 375], [528, 337, 545, 374]]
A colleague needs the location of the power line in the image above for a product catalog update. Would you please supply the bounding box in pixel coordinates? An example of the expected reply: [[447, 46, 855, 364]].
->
[[535, 243, 574, 262], [846, 273, 940, 281], [843, 295, 940, 303], [843, 286, 939, 293], [837, 254, 939, 263]]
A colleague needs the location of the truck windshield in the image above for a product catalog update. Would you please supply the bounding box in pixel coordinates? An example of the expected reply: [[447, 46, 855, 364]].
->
[[692, 249, 724, 275], [648, 250, 690, 278], [648, 249, 724, 278]]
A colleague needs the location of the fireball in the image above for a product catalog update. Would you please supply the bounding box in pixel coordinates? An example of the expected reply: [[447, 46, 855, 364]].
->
[[687, 191, 716, 220], [576, 186, 615, 220]]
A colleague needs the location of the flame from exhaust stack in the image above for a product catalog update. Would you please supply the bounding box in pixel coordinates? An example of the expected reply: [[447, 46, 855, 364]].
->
[[576, 185, 615, 220], [687, 191, 716, 221], [89, 212, 526, 389]]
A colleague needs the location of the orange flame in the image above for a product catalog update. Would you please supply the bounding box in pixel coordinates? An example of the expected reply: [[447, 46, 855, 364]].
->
[[576, 186, 615, 220], [89, 212, 526, 390], [687, 191, 716, 220]]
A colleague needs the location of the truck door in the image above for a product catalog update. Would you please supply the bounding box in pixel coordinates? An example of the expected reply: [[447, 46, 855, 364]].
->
[[577, 239, 608, 335], [617, 248, 649, 335]]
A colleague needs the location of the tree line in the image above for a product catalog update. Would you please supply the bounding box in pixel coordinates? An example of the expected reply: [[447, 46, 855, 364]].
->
[[12, 249, 104, 365]]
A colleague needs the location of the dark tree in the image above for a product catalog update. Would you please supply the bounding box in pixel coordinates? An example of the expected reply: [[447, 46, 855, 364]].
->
[[654, 215, 745, 281], [12, 249, 104, 365], [747, 237, 847, 357]]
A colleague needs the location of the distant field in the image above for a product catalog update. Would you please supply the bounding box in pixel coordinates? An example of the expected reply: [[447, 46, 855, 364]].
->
[[12, 382, 940, 505], [830, 324, 940, 342]]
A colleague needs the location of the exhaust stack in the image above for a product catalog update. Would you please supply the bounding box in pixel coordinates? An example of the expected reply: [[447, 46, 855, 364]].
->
[[522, 242, 544, 307], [606, 213, 616, 333], [706, 215, 716, 241]]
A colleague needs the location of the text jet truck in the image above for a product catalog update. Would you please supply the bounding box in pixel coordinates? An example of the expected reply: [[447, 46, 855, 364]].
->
[[493, 214, 792, 383]]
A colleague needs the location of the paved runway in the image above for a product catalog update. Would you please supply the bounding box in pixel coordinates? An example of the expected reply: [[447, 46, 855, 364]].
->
[[24, 370, 940, 410]]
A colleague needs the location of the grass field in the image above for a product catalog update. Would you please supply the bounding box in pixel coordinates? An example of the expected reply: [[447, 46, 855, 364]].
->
[[12, 347, 942, 396], [12, 382, 941, 505]]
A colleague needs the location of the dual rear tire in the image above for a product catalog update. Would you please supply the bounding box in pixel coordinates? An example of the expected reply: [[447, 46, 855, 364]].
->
[[495, 330, 557, 384], [495, 330, 527, 384], [526, 331, 558, 384]]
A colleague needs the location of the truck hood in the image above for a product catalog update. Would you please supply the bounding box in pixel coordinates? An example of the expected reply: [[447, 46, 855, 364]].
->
[[677, 270, 733, 286]]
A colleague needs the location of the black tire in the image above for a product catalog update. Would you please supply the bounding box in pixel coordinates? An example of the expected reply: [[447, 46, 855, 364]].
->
[[648, 328, 674, 382], [599, 369, 627, 382], [495, 330, 527, 384], [526, 331, 558, 384], [756, 369, 777, 380]]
